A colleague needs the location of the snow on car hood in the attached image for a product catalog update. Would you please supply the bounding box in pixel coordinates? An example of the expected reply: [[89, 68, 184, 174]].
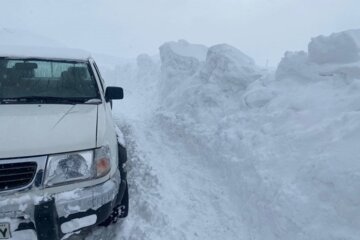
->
[[0, 104, 98, 159]]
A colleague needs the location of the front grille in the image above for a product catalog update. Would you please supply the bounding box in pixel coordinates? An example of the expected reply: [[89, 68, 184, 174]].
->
[[0, 162, 37, 191]]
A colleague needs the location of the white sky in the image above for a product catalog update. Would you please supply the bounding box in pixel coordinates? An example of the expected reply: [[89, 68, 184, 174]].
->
[[1, 0, 359, 66]]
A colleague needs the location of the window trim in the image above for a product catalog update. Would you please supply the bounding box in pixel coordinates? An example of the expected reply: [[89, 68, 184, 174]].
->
[[91, 61, 106, 93]]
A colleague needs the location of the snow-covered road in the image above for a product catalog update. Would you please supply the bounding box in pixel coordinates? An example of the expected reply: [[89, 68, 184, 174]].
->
[[86, 108, 244, 240]]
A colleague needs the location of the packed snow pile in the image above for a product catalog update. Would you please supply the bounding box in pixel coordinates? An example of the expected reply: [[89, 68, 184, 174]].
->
[[96, 29, 360, 240], [159, 41, 264, 125], [161, 40, 208, 62], [309, 29, 360, 64], [201, 44, 261, 89], [159, 40, 208, 97], [277, 30, 360, 82]]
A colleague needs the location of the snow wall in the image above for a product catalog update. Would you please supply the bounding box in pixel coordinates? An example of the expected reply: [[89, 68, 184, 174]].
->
[[105, 31, 360, 240]]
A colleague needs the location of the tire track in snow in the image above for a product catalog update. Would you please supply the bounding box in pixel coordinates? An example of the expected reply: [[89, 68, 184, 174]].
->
[[86, 121, 168, 240]]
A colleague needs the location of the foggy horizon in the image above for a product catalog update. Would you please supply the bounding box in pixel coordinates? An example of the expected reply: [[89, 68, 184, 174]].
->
[[0, 0, 359, 67]]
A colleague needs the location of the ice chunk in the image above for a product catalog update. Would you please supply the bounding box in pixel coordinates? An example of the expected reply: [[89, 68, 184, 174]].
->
[[201, 44, 262, 90], [159, 40, 207, 79], [276, 51, 320, 81], [308, 30, 360, 64], [159, 40, 208, 96], [164, 39, 208, 62], [277, 36, 360, 83]]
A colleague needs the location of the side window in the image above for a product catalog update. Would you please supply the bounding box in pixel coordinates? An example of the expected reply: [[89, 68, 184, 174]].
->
[[93, 62, 105, 93]]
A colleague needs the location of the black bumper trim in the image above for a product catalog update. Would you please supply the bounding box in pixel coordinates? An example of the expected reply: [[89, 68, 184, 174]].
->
[[34, 198, 61, 240]]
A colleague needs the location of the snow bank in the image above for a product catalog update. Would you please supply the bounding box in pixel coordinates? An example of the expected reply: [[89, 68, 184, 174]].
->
[[94, 30, 360, 240], [277, 30, 360, 82]]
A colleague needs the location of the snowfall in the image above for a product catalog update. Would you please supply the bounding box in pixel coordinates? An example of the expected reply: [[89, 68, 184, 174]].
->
[[2, 28, 360, 240]]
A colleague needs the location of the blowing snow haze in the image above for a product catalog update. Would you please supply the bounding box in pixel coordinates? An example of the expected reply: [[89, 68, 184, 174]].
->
[[0, 0, 360, 66], [1, 1, 360, 240]]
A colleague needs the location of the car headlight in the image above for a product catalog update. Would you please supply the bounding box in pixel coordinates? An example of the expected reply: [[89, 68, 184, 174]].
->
[[44, 146, 111, 187]]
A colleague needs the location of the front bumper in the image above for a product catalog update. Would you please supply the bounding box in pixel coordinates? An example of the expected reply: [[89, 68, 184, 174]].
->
[[0, 170, 123, 240]]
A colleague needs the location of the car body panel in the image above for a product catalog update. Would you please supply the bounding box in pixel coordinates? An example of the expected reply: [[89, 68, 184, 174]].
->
[[0, 104, 98, 159], [96, 102, 119, 176]]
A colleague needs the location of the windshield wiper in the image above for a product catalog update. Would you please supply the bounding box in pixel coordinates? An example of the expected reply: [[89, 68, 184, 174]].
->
[[0, 96, 92, 104]]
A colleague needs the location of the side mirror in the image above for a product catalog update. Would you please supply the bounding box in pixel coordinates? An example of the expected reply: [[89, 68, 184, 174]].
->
[[105, 87, 124, 101]]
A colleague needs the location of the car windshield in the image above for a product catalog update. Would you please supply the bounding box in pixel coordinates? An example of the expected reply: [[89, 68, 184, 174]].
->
[[0, 58, 101, 104]]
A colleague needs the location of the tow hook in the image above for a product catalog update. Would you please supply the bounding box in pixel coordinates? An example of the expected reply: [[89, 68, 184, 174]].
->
[[100, 205, 126, 226], [112, 205, 126, 223]]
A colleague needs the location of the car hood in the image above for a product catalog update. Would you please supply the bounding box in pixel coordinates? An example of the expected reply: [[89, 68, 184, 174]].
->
[[0, 104, 98, 159]]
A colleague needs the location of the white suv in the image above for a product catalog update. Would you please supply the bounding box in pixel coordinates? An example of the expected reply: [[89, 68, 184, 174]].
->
[[0, 46, 129, 240]]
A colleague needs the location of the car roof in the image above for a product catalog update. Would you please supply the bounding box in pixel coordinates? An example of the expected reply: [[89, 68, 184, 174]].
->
[[0, 45, 92, 62]]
